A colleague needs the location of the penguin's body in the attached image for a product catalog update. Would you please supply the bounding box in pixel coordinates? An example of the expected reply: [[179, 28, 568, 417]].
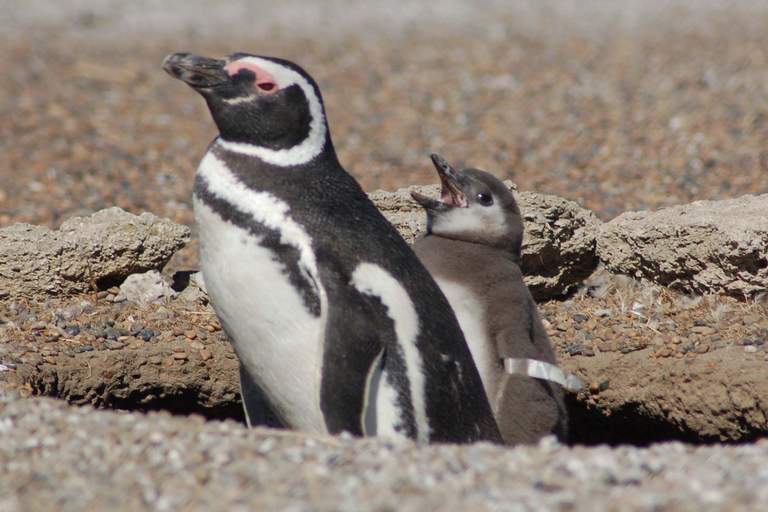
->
[[411, 154, 574, 445], [163, 53, 502, 444]]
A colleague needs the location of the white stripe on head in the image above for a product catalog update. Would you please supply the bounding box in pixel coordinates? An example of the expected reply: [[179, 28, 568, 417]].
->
[[351, 262, 430, 445], [218, 56, 327, 167], [197, 151, 323, 295]]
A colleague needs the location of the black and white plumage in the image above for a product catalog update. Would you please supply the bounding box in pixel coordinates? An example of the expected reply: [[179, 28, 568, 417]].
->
[[412, 154, 576, 445], [162, 53, 502, 444]]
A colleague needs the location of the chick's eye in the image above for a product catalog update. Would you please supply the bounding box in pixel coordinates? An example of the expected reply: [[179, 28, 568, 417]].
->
[[257, 82, 276, 92], [477, 193, 493, 206]]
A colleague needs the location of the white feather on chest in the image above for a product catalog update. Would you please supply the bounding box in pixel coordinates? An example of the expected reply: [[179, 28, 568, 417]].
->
[[432, 278, 500, 407], [193, 152, 328, 433]]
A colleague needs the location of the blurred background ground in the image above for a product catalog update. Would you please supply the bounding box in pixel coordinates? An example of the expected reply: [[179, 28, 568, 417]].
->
[[2, 0, 767, 274]]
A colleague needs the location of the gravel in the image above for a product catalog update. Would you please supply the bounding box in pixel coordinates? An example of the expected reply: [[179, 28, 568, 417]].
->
[[1, 392, 768, 511]]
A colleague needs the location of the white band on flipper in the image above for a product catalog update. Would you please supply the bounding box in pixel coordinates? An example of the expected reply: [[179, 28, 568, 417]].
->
[[504, 358, 583, 392]]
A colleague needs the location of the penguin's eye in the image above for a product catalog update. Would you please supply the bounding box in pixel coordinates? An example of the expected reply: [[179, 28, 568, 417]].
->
[[477, 193, 493, 206], [257, 82, 276, 92]]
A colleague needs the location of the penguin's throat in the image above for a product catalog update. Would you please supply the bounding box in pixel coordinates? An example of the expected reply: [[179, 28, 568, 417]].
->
[[440, 187, 468, 208]]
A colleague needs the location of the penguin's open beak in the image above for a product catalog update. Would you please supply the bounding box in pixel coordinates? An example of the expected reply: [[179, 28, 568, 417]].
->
[[162, 53, 230, 88], [411, 191, 447, 212], [410, 153, 469, 212], [431, 153, 469, 207]]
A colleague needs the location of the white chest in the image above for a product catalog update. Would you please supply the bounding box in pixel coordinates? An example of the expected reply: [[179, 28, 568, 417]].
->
[[433, 278, 499, 406], [194, 197, 327, 432]]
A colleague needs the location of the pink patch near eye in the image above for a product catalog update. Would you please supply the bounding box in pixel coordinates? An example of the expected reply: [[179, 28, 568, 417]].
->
[[225, 60, 280, 93]]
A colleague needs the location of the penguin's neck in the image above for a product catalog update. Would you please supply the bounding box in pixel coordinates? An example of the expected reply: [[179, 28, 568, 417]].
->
[[213, 133, 340, 168], [214, 118, 331, 168], [426, 231, 520, 264]]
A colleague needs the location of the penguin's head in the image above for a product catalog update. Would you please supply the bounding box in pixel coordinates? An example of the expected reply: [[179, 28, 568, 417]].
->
[[411, 154, 524, 256], [162, 52, 329, 157]]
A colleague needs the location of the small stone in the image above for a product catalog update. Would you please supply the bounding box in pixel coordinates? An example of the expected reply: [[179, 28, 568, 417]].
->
[[745, 346, 758, 353], [209, 322, 222, 331], [148, 355, 163, 365], [129, 339, 146, 349], [597, 341, 616, 353], [172, 328, 184, 337], [65, 325, 81, 336], [105, 327, 120, 340], [573, 314, 589, 323], [29, 321, 47, 331], [96, 291, 109, 299], [173, 352, 188, 360], [589, 381, 600, 394], [594, 308, 612, 318], [172, 346, 185, 353], [199, 348, 212, 361], [190, 341, 204, 350], [23, 353, 43, 366], [44, 356, 56, 364], [108, 286, 120, 295], [675, 352, 684, 358], [137, 329, 154, 341], [691, 326, 716, 336], [556, 322, 572, 332], [185, 330, 197, 340], [105, 340, 127, 350], [696, 344, 710, 354]]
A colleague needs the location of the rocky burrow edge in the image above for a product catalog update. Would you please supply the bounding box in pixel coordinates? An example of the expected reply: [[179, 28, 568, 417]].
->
[[2, 185, 766, 301], [374, 183, 768, 299]]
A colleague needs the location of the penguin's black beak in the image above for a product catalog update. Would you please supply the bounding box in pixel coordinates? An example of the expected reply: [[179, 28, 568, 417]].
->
[[411, 191, 449, 212], [411, 153, 469, 215], [430, 153, 469, 208], [162, 53, 230, 88]]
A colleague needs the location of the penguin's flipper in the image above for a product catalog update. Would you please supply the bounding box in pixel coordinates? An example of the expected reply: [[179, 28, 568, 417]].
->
[[319, 288, 390, 437], [494, 372, 562, 444], [239, 363, 282, 429]]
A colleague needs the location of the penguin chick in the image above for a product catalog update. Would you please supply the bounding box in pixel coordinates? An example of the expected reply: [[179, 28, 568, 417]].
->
[[412, 153, 577, 444], [162, 53, 502, 445]]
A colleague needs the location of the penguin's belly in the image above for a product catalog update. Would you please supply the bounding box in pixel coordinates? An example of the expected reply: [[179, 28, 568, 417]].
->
[[432, 278, 500, 406], [194, 199, 326, 433]]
